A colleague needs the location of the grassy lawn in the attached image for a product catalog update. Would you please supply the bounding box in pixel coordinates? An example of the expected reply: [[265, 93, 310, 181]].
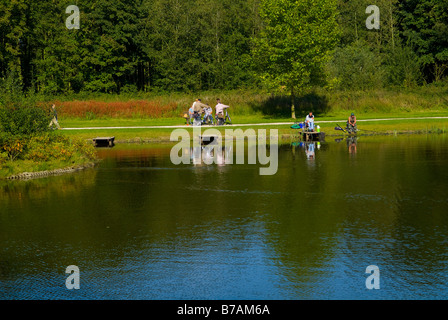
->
[[59, 110, 448, 128], [33, 85, 448, 142], [58, 116, 448, 143]]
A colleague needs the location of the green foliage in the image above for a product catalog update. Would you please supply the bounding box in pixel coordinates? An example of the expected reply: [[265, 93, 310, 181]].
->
[[140, 0, 260, 91], [0, 151, 7, 166], [24, 133, 97, 162], [328, 41, 384, 90], [0, 130, 96, 177], [252, 0, 340, 117], [397, 0, 448, 81], [0, 0, 447, 97], [383, 44, 423, 87], [0, 105, 51, 135], [0, 133, 26, 161]]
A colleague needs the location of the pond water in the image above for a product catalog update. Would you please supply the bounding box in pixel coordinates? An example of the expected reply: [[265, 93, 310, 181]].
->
[[1, 134, 448, 300]]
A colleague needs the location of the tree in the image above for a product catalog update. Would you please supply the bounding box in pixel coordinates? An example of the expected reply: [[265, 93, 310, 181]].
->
[[328, 41, 384, 90], [252, 0, 340, 118], [397, 0, 448, 81]]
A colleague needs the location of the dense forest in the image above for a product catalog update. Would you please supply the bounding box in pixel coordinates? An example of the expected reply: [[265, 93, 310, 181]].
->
[[0, 0, 447, 96]]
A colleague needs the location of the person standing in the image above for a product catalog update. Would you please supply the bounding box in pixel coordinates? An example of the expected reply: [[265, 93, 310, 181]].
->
[[188, 105, 194, 125], [48, 104, 61, 129]]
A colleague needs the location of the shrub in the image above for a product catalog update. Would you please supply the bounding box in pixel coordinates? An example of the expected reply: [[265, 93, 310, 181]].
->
[[0, 133, 27, 161], [24, 133, 97, 163], [0, 104, 52, 135], [0, 151, 7, 166]]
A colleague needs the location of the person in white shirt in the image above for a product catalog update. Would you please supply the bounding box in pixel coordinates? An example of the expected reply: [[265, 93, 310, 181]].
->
[[215, 98, 229, 116], [305, 112, 315, 131], [306, 142, 315, 160]]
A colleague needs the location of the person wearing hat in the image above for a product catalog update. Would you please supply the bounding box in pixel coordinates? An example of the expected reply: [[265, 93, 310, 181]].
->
[[346, 112, 357, 133]]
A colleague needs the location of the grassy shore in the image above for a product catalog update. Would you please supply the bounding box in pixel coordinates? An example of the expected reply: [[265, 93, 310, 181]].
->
[[0, 134, 98, 180], [58, 116, 448, 144]]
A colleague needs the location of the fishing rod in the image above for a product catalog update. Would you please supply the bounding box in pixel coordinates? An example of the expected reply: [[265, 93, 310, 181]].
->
[[334, 124, 346, 133], [357, 128, 380, 134]]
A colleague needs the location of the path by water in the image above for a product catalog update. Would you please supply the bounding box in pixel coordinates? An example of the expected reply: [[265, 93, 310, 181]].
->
[[59, 116, 448, 130]]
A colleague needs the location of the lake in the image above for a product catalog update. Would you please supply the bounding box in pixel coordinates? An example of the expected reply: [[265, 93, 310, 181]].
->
[[1, 134, 448, 299]]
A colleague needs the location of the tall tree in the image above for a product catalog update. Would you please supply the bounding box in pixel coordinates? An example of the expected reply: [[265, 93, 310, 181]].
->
[[252, 0, 340, 118], [397, 0, 448, 81]]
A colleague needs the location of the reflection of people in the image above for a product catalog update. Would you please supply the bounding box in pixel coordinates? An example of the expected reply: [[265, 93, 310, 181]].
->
[[189, 146, 230, 166], [48, 104, 61, 129], [305, 112, 314, 131], [191, 146, 202, 164], [305, 142, 315, 159], [347, 137, 357, 154], [346, 113, 357, 133]]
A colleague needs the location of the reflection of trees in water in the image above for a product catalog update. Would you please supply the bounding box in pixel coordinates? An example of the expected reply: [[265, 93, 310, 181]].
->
[[2, 137, 448, 298], [0, 169, 97, 204], [272, 136, 448, 297]]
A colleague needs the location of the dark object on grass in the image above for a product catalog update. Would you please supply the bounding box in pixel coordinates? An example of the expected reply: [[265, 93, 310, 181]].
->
[[93, 136, 115, 148]]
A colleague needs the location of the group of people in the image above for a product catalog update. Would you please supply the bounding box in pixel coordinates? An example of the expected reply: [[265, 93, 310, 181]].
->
[[187, 98, 230, 125], [304, 111, 357, 133]]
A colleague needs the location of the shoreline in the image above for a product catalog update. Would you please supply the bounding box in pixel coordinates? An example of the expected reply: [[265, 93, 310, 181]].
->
[[3, 126, 446, 180], [4, 162, 96, 181], [109, 128, 447, 144]]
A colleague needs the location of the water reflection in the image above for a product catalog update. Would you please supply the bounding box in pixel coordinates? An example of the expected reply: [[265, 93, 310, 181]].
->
[[291, 141, 322, 160], [335, 137, 358, 154], [2, 135, 448, 299], [188, 145, 233, 166], [347, 137, 358, 154], [305, 143, 315, 160]]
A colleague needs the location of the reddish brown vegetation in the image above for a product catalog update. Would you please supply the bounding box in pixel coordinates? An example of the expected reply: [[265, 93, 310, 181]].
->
[[51, 100, 179, 118]]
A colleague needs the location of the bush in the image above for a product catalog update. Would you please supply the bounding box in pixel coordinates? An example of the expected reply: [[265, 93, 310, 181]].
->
[[0, 133, 27, 161], [24, 133, 97, 163], [383, 45, 423, 87], [0, 151, 7, 166], [0, 104, 52, 135]]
